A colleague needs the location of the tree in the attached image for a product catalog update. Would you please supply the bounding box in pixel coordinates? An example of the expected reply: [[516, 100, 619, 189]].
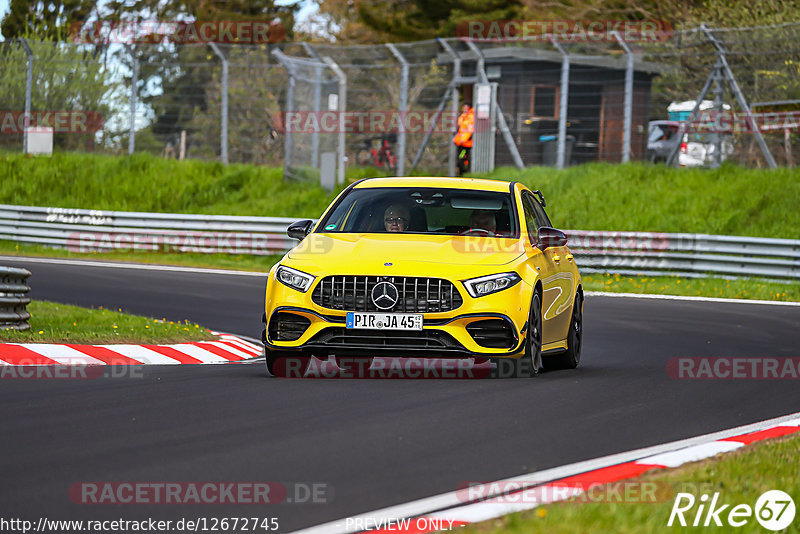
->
[[0, 0, 97, 40], [313, 0, 527, 43], [99, 0, 299, 157]]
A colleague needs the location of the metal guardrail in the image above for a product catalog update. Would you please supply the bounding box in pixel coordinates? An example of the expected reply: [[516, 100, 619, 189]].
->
[[1, 204, 798, 280], [0, 204, 299, 256], [568, 230, 800, 280], [0, 265, 32, 330]]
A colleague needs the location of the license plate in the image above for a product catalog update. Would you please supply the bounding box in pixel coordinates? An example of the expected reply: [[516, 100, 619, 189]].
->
[[346, 312, 423, 331]]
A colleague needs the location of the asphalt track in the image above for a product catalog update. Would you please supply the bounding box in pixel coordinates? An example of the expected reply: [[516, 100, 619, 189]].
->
[[2, 256, 800, 532]]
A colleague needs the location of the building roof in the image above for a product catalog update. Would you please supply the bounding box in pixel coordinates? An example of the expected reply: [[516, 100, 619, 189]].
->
[[438, 45, 664, 75]]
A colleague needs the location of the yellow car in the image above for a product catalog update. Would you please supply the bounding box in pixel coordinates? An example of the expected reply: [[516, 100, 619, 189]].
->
[[262, 177, 583, 378]]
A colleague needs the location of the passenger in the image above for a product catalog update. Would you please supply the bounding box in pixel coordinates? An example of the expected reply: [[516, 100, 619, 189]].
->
[[384, 204, 410, 232], [469, 210, 497, 234]]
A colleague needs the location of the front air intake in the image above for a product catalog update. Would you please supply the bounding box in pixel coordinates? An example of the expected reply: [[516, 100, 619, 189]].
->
[[466, 319, 516, 349], [268, 312, 311, 341]]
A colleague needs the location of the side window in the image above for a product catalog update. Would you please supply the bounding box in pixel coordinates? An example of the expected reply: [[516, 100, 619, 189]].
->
[[521, 193, 538, 245]]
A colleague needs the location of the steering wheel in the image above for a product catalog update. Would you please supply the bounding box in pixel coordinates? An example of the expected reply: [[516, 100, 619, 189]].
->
[[458, 228, 497, 236]]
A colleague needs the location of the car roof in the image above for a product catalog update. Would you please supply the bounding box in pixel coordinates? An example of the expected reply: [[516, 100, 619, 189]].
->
[[353, 176, 514, 193]]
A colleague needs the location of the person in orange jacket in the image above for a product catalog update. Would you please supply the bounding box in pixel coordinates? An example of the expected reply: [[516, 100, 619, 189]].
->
[[453, 103, 474, 175]]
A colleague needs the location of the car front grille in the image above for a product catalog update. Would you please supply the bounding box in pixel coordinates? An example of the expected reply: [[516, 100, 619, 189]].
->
[[311, 276, 463, 313]]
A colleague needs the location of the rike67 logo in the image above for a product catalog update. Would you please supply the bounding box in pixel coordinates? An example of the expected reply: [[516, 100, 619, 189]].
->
[[668, 490, 795, 531]]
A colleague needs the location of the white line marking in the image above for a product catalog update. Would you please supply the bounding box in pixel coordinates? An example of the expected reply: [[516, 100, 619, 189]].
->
[[202, 341, 255, 360], [289, 410, 800, 534], [162, 344, 230, 364], [585, 291, 800, 307], [20, 344, 106, 365], [96, 345, 175, 365], [635, 441, 743, 468], [0, 255, 266, 277], [218, 337, 261, 355]]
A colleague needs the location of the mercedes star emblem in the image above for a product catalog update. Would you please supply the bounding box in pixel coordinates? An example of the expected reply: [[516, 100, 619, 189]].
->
[[371, 281, 399, 310]]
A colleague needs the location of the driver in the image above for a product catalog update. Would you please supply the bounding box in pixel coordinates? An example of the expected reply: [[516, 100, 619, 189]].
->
[[469, 210, 497, 233], [384, 204, 410, 232]]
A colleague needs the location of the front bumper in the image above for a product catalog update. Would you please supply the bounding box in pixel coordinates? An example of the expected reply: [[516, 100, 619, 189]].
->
[[263, 272, 534, 359]]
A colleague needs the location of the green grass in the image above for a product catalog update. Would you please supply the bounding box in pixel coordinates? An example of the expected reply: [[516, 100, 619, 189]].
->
[[3, 153, 800, 238], [0, 300, 216, 344], [462, 432, 800, 534], [582, 273, 800, 302], [0, 151, 339, 218], [478, 162, 800, 239]]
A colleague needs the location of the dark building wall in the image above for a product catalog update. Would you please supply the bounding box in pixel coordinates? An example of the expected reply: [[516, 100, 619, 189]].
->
[[469, 59, 655, 167]]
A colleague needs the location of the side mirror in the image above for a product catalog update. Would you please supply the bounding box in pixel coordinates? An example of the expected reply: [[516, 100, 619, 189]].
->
[[287, 219, 314, 240], [537, 227, 568, 250]]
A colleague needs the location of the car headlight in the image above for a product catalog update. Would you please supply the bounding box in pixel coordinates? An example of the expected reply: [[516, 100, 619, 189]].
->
[[276, 265, 315, 293], [463, 272, 521, 298]]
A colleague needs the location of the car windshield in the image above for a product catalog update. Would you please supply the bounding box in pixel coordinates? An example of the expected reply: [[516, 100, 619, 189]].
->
[[648, 124, 678, 143], [316, 187, 519, 237]]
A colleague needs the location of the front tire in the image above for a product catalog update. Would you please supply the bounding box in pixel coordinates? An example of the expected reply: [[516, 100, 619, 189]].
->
[[265, 348, 310, 378], [512, 291, 542, 378]]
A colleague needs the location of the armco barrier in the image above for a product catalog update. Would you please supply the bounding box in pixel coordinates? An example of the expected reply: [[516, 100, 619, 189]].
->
[[0, 265, 32, 330], [1, 204, 799, 280], [0, 204, 299, 255], [568, 230, 800, 279]]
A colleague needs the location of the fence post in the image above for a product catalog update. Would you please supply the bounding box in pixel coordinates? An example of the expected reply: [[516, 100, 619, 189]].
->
[[386, 44, 408, 176], [323, 57, 347, 185], [16, 38, 33, 154], [127, 45, 137, 155], [549, 37, 570, 170], [701, 24, 777, 169], [613, 32, 634, 163], [464, 40, 525, 169], [301, 42, 322, 168], [209, 43, 229, 164], [271, 49, 297, 180], [438, 39, 461, 177], [666, 60, 717, 167]]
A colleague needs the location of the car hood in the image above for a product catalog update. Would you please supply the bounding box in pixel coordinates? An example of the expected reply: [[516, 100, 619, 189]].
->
[[286, 233, 525, 272]]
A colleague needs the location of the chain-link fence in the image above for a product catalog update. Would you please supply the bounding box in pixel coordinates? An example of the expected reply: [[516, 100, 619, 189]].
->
[[2, 22, 799, 174]]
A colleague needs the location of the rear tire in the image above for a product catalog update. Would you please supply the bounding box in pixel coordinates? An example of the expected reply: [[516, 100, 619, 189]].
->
[[543, 291, 583, 370], [265, 348, 310, 378]]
